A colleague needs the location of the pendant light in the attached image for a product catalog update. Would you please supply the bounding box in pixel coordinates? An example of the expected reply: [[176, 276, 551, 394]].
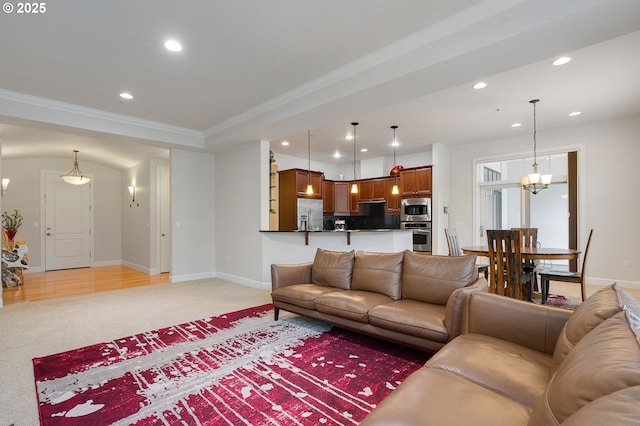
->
[[521, 99, 551, 194], [391, 125, 400, 195], [61, 150, 92, 185], [350, 122, 359, 194], [305, 130, 314, 195]]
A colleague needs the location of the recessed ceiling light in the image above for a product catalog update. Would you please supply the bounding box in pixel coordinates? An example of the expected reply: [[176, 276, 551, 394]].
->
[[511, 122, 522, 128], [164, 39, 183, 52], [345, 135, 353, 140], [473, 82, 487, 89], [391, 141, 399, 147], [553, 56, 571, 66], [119, 92, 133, 100], [334, 151, 341, 158], [281, 141, 289, 146], [360, 148, 368, 153], [568, 111, 582, 117]]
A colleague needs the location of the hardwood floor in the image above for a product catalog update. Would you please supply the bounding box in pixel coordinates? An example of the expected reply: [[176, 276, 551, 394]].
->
[[2, 266, 170, 305]]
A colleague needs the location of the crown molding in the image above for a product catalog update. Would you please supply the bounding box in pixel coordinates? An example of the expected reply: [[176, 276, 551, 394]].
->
[[0, 88, 204, 148]]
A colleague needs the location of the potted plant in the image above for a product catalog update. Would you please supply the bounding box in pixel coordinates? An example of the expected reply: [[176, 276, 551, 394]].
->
[[2, 209, 23, 242]]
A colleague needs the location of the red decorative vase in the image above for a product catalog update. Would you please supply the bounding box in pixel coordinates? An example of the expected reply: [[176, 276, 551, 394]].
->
[[5, 229, 17, 241]]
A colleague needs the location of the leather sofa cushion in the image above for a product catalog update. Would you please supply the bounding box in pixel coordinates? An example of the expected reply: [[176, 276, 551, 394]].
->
[[369, 300, 448, 343], [315, 290, 393, 323], [531, 309, 640, 424], [427, 334, 553, 407], [402, 250, 477, 305], [561, 386, 640, 426], [271, 284, 343, 310], [551, 283, 625, 369], [360, 368, 532, 426], [311, 248, 355, 289], [351, 251, 404, 300]]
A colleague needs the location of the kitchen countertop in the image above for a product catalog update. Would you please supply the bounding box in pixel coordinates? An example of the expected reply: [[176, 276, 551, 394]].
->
[[259, 229, 409, 232]]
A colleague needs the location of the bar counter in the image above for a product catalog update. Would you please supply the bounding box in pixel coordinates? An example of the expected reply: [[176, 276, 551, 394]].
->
[[260, 229, 413, 280]]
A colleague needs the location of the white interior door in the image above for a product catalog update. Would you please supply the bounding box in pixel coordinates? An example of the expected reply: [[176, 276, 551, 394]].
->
[[45, 172, 92, 270], [158, 166, 171, 273]]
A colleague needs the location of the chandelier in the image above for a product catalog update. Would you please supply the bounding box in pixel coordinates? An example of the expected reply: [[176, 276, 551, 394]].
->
[[61, 150, 92, 185], [521, 99, 551, 194]]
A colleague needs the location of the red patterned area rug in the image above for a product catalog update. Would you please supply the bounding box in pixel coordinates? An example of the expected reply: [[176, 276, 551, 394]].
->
[[33, 304, 426, 425], [544, 294, 582, 310]]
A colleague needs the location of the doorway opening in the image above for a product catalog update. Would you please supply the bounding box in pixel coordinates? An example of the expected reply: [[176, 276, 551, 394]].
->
[[476, 152, 577, 270]]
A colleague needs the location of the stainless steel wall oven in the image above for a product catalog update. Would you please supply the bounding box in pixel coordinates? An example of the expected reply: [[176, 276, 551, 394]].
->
[[401, 221, 432, 252]]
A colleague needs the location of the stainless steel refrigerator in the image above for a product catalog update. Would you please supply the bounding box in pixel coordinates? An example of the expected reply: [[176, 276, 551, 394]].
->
[[296, 198, 323, 231]]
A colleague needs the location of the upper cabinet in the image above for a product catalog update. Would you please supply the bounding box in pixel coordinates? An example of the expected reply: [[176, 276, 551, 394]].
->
[[400, 166, 432, 198], [357, 178, 386, 202], [322, 165, 431, 216], [279, 168, 323, 200], [323, 180, 334, 214], [385, 177, 400, 214], [332, 181, 355, 215]]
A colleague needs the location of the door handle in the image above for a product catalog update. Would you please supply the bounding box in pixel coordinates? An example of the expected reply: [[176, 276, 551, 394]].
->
[[46, 233, 52, 236]]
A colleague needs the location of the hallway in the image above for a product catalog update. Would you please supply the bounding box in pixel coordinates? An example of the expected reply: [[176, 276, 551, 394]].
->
[[2, 266, 169, 305]]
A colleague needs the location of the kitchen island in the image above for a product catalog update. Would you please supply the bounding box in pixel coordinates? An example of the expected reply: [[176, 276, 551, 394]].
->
[[260, 229, 413, 281]]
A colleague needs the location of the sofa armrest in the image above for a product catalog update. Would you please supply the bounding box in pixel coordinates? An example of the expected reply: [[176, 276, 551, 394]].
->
[[271, 263, 313, 290], [467, 292, 572, 355], [445, 277, 489, 339]]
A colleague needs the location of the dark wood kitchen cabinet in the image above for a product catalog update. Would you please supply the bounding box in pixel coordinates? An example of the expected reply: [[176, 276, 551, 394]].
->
[[333, 181, 353, 215], [357, 178, 386, 202], [357, 180, 372, 202], [279, 168, 323, 200], [323, 180, 334, 214], [400, 166, 432, 198], [386, 177, 400, 214]]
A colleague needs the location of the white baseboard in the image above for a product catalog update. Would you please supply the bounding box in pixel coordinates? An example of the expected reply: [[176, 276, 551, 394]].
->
[[121, 261, 152, 274], [93, 260, 122, 267], [589, 277, 640, 290], [214, 272, 270, 291], [171, 271, 215, 283]]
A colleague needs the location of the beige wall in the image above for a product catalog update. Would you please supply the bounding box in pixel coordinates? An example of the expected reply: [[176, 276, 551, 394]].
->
[[449, 114, 640, 288]]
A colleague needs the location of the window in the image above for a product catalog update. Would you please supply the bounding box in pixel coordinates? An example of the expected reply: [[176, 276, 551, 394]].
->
[[476, 153, 570, 266]]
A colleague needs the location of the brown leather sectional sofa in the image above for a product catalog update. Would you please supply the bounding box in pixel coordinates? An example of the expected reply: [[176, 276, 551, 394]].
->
[[361, 283, 640, 425], [271, 248, 487, 353]]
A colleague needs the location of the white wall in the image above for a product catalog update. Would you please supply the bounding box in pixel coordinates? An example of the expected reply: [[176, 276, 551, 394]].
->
[[170, 149, 216, 282], [432, 143, 450, 255], [449, 114, 640, 288], [121, 160, 150, 271], [214, 141, 265, 288], [2, 157, 122, 270]]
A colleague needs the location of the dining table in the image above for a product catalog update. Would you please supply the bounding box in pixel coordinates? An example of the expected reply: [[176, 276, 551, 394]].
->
[[461, 245, 581, 301], [461, 246, 581, 262]]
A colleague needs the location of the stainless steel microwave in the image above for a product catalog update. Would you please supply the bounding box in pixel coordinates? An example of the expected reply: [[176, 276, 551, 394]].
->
[[400, 198, 431, 222]]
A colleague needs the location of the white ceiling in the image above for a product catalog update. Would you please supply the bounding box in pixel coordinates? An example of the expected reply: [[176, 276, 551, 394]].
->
[[1, 0, 639, 169]]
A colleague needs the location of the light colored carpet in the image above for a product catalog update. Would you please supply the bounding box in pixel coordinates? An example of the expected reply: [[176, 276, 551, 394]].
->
[[0, 278, 271, 426]]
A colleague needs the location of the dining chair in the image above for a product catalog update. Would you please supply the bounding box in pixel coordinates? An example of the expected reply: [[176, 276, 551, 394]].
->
[[539, 229, 593, 303], [486, 229, 534, 300], [511, 227, 539, 291], [444, 228, 489, 279]]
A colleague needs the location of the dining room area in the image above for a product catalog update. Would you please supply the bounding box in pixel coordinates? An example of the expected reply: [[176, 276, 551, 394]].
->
[[459, 228, 590, 309], [448, 148, 604, 309]]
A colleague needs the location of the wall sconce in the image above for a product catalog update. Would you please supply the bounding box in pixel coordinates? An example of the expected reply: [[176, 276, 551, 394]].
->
[[128, 185, 138, 207], [1, 178, 9, 197]]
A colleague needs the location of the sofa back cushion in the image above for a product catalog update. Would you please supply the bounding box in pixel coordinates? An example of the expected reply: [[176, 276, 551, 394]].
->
[[351, 251, 404, 300], [402, 251, 477, 305], [551, 283, 625, 370], [529, 306, 640, 425], [311, 248, 355, 289]]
